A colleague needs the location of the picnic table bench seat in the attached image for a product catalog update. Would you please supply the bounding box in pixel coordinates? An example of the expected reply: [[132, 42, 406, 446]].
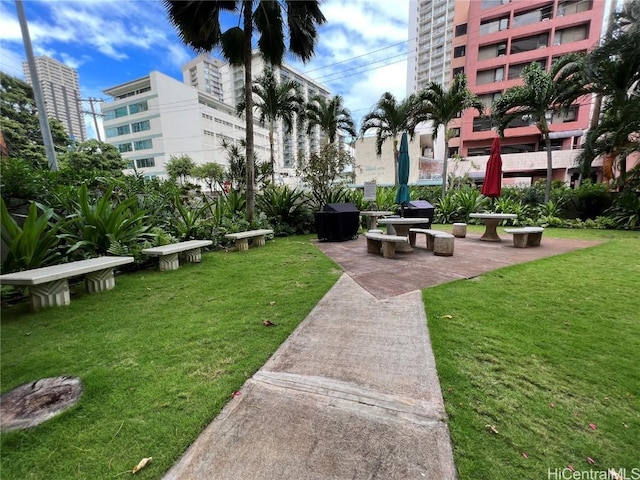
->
[[504, 227, 544, 248], [408, 228, 455, 256], [142, 239, 213, 271], [364, 232, 408, 259], [224, 229, 274, 252], [0, 256, 134, 310]]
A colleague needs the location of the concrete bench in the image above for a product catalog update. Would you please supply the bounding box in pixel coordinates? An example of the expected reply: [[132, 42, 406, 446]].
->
[[224, 229, 274, 252], [504, 227, 544, 248], [0, 256, 134, 310], [364, 232, 408, 259], [142, 239, 213, 271], [408, 228, 455, 256]]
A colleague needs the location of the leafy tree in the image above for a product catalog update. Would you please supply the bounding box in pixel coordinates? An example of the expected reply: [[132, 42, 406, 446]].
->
[[296, 143, 355, 207], [165, 154, 196, 184], [419, 74, 484, 197], [163, 0, 326, 223], [221, 138, 246, 191], [492, 60, 582, 203], [237, 67, 304, 184], [0, 72, 69, 167], [193, 162, 225, 194], [360, 92, 425, 187], [58, 139, 126, 176], [305, 94, 356, 147]]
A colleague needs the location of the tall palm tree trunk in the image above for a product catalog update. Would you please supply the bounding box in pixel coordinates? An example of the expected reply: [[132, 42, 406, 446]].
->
[[543, 131, 553, 204], [243, 1, 255, 223], [269, 120, 275, 184], [393, 138, 399, 187], [441, 137, 449, 198]]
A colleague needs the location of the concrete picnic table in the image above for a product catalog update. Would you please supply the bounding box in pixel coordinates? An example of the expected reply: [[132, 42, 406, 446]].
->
[[376, 217, 432, 252], [469, 213, 517, 242], [360, 211, 394, 230]]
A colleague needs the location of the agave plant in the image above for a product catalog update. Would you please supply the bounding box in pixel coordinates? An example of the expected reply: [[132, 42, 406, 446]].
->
[[257, 185, 312, 235], [0, 199, 64, 273], [167, 196, 214, 241]]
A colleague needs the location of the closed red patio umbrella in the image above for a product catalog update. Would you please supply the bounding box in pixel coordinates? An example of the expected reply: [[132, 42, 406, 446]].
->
[[481, 136, 503, 198]]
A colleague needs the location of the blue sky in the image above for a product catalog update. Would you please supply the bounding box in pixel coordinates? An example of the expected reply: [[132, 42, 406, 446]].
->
[[0, 0, 411, 139]]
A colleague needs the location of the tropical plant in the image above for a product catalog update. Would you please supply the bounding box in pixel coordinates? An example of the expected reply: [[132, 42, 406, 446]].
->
[[238, 67, 304, 184], [305, 94, 356, 147], [491, 58, 584, 203], [167, 196, 214, 240], [193, 162, 225, 195], [492, 197, 532, 225], [419, 74, 484, 197], [163, 0, 326, 223], [60, 184, 152, 258], [0, 199, 63, 273], [359, 92, 425, 186], [221, 138, 246, 191], [257, 185, 312, 235], [434, 194, 460, 224], [58, 140, 126, 175], [605, 193, 640, 230], [452, 188, 488, 222]]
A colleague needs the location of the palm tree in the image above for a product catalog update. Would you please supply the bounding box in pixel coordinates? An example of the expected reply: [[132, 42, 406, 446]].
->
[[163, 1, 326, 222], [491, 60, 582, 203], [419, 74, 484, 197], [573, 0, 640, 184], [359, 92, 424, 187], [305, 94, 357, 147], [237, 67, 304, 184]]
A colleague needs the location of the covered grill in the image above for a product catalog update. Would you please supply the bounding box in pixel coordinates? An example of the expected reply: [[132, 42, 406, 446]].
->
[[398, 200, 435, 228], [315, 203, 360, 242]]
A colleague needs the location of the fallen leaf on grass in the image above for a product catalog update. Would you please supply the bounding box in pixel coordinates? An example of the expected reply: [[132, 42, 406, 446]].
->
[[567, 465, 575, 472], [132, 457, 152, 474], [587, 457, 596, 465], [485, 424, 498, 434], [521, 452, 528, 459], [231, 391, 242, 398], [269, 301, 276, 306], [550, 402, 556, 408], [588, 423, 597, 430], [262, 320, 277, 327], [440, 315, 453, 319]]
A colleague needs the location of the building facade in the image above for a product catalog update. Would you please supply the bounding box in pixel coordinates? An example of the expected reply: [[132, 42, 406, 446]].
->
[[182, 53, 332, 184], [101, 71, 270, 179], [23, 55, 87, 142]]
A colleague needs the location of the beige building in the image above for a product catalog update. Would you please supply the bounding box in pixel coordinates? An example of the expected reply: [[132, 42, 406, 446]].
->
[[23, 55, 87, 141]]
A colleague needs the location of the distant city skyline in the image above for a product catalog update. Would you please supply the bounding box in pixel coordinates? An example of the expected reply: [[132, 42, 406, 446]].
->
[[0, 0, 412, 140]]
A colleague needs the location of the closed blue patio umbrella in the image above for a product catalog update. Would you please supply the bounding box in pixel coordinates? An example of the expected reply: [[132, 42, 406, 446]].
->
[[394, 132, 410, 216]]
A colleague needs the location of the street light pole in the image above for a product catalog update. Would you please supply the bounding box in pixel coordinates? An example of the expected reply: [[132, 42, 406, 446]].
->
[[16, 0, 58, 171]]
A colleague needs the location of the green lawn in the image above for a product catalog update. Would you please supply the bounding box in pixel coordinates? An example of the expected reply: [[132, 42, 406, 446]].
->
[[0, 236, 341, 479], [425, 228, 640, 479]]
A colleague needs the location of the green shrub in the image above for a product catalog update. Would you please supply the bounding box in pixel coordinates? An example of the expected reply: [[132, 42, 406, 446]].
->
[[605, 193, 640, 230], [563, 181, 613, 220], [452, 187, 488, 222], [257, 185, 313, 236], [0, 199, 63, 273]]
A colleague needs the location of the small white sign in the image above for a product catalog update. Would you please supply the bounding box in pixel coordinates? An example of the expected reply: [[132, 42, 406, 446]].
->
[[363, 181, 377, 201]]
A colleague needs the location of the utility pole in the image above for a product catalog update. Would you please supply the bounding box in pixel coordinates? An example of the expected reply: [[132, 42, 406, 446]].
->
[[82, 97, 104, 141], [16, 0, 58, 171]]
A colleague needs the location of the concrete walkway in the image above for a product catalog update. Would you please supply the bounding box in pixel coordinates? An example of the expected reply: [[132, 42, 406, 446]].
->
[[164, 232, 600, 479], [164, 274, 456, 479]]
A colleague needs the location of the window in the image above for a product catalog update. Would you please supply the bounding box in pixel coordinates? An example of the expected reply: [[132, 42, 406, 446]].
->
[[454, 46, 466, 58], [476, 67, 505, 85], [131, 120, 150, 133], [481, 0, 508, 9], [450, 128, 461, 138], [472, 117, 493, 132], [512, 4, 553, 28], [479, 16, 509, 35], [136, 158, 155, 168], [116, 125, 130, 136], [502, 143, 535, 154], [105, 127, 118, 138], [468, 147, 492, 156], [106, 106, 128, 120], [558, 0, 591, 17], [117, 143, 132, 153], [478, 42, 508, 60], [453, 66, 465, 76], [554, 24, 588, 45], [551, 105, 579, 123], [479, 91, 502, 108], [510, 33, 549, 54], [133, 139, 152, 150], [508, 59, 547, 79], [128, 101, 148, 114], [125, 160, 135, 169], [455, 24, 467, 36]]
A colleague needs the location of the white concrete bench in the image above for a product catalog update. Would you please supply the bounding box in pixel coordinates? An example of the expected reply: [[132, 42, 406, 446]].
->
[[364, 232, 408, 259], [142, 239, 213, 271], [0, 256, 134, 310], [504, 227, 544, 248], [408, 228, 455, 256], [224, 229, 273, 252]]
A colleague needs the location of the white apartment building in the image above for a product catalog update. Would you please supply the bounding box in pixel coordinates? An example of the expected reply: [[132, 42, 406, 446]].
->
[[23, 55, 87, 141], [101, 71, 270, 179], [182, 53, 332, 184], [406, 0, 457, 94]]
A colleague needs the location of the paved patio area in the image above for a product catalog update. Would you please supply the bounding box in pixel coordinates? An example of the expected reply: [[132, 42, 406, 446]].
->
[[314, 230, 601, 300]]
